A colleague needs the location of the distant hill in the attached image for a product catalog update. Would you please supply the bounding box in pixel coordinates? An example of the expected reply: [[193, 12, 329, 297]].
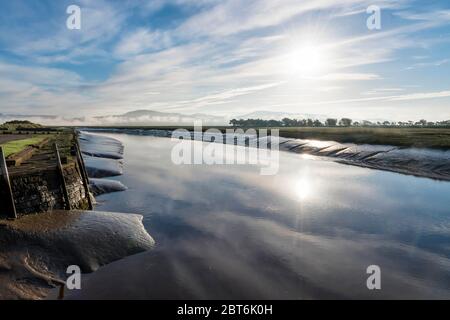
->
[[93, 110, 229, 126], [1, 120, 43, 130]]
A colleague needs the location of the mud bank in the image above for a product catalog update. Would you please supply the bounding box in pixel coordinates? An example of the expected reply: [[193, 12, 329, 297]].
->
[[277, 138, 450, 181], [78, 132, 124, 160], [89, 178, 128, 196], [0, 210, 154, 299], [84, 155, 124, 178], [85, 128, 450, 181], [78, 131, 128, 191], [0, 132, 143, 300]]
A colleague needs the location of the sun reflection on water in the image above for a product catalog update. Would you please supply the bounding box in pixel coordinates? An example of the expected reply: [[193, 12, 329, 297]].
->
[[296, 177, 312, 201]]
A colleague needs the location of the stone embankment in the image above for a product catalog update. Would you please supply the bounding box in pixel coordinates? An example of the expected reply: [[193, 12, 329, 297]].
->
[[1, 132, 91, 217]]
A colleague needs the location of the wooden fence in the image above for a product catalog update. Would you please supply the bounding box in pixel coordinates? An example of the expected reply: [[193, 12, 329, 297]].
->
[[0, 146, 17, 219]]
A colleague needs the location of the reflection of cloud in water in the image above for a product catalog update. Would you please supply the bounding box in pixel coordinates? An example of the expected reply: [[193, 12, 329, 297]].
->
[[77, 134, 450, 299], [68, 209, 449, 299], [184, 211, 450, 299]]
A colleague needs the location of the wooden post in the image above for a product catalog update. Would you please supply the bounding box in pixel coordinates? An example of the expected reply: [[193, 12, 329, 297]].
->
[[74, 137, 93, 210], [54, 143, 72, 210], [0, 146, 17, 219]]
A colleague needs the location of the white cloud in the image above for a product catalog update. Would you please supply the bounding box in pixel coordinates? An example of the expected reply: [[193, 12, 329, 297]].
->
[[1, 0, 449, 121], [406, 59, 450, 70], [319, 73, 381, 81], [363, 88, 405, 95], [310, 90, 450, 105], [114, 28, 172, 58], [390, 90, 450, 101]]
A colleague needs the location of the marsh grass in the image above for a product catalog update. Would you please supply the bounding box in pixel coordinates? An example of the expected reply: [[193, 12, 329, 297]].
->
[[276, 127, 450, 149]]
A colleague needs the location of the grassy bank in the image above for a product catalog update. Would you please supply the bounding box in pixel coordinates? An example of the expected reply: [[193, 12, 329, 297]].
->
[[276, 127, 450, 149], [0, 135, 48, 157]]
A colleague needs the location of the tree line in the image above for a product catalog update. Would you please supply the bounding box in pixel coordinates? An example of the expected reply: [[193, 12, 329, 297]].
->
[[229, 118, 450, 128]]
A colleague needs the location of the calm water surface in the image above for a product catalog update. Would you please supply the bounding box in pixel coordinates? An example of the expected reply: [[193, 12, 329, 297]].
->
[[74, 133, 450, 299]]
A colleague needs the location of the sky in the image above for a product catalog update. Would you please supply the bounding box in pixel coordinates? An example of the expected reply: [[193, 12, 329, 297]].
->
[[0, 0, 449, 122]]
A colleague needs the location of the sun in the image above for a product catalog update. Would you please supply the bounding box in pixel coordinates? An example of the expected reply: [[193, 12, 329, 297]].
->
[[284, 42, 329, 77]]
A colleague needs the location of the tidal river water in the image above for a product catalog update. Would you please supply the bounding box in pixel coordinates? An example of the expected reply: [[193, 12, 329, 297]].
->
[[73, 132, 450, 299]]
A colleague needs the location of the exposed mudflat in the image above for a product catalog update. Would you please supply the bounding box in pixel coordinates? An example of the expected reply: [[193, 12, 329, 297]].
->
[[78, 131, 128, 188], [78, 132, 124, 160], [0, 210, 154, 300], [279, 139, 450, 181], [84, 155, 124, 178], [89, 178, 128, 196]]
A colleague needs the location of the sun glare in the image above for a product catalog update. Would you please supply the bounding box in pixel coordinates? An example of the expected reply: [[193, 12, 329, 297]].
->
[[296, 178, 312, 201], [284, 42, 330, 78]]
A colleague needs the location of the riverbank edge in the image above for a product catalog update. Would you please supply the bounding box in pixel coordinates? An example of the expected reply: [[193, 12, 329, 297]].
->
[[0, 132, 154, 300], [81, 128, 450, 182]]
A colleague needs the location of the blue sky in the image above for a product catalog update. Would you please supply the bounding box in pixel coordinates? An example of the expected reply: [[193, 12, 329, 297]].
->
[[0, 0, 449, 121]]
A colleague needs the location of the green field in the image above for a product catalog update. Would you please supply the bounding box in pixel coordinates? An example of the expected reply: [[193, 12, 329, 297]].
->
[[0, 136, 48, 157]]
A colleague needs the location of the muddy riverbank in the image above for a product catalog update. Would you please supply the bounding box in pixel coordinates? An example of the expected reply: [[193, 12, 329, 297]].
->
[[0, 210, 154, 299], [0, 132, 152, 300]]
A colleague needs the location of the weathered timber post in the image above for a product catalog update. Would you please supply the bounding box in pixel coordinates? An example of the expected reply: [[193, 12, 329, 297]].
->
[[0, 146, 17, 219], [74, 135, 93, 210], [54, 143, 72, 210]]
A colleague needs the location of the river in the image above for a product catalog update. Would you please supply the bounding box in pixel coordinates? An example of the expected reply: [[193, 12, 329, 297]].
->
[[72, 132, 450, 299]]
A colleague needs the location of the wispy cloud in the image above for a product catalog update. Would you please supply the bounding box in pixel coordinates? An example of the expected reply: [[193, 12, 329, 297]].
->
[[0, 0, 449, 121], [319, 73, 382, 81], [405, 58, 450, 70], [311, 90, 450, 106], [114, 28, 172, 58]]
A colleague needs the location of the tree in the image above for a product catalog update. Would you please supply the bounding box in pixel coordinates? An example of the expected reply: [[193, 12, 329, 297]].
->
[[298, 119, 307, 127], [339, 118, 353, 127], [230, 119, 238, 127], [325, 118, 337, 126], [313, 119, 323, 127], [282, 117, 300, 127]]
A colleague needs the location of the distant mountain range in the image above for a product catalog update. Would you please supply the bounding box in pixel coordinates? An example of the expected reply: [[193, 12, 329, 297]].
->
[[0, 109, 396, 126], [92, 110, 230, 126], [0, 110, 229, 126]]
